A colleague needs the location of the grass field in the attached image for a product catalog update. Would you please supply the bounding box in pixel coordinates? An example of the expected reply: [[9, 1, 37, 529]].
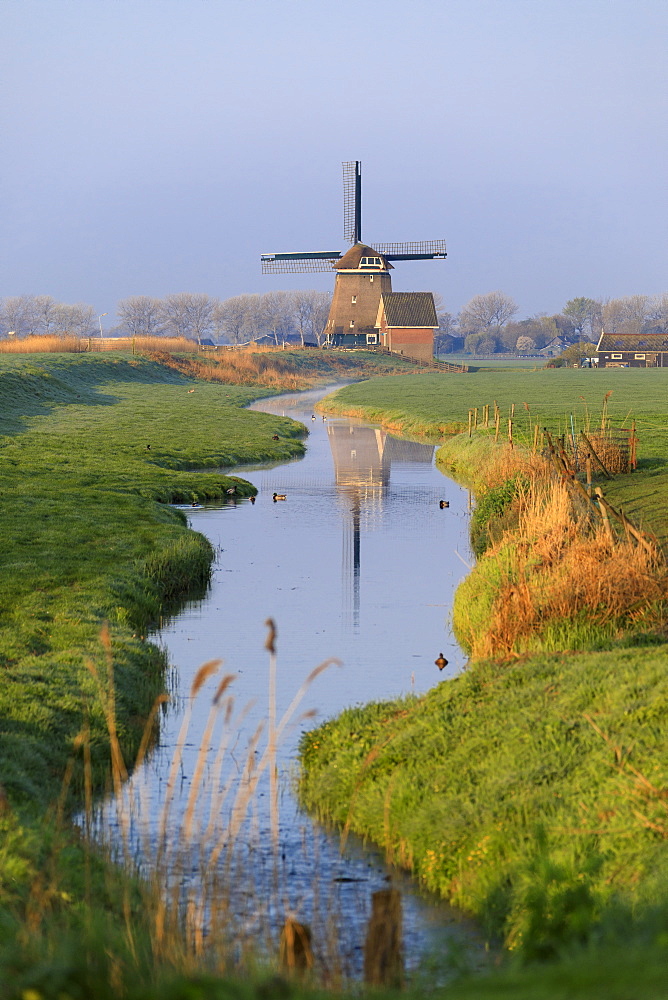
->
[[3, 352, 668, 997]]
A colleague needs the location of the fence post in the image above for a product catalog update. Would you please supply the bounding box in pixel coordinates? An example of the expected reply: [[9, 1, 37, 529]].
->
[[594, 487, 614, 544], [279, 917, 313, 979], [468, 410, 472, 438], [508, 418, 514, 449], [363, 889, 403, 989]]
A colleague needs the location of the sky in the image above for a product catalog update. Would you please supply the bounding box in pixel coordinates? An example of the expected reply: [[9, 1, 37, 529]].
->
[[1, 0, 667, 328]]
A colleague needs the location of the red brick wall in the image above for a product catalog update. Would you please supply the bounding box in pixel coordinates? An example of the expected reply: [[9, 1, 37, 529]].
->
[[382, 326, 434, 363]]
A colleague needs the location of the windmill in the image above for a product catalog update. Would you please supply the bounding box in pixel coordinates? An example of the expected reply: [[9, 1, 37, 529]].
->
[[261, 162, 446, 347]]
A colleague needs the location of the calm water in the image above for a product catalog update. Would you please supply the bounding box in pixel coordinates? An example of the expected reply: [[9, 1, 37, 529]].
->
[[98, 385, 480, 979]]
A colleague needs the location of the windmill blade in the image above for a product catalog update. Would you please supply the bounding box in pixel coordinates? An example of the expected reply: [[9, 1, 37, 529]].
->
[[261, 251, 340, 274], [342, 161, 361, 244], [371, 240, 448, 260]]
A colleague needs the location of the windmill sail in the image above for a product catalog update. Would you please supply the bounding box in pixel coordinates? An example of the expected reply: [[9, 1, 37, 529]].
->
[[261, 251, 340, 274], [342, 160, 362, 244], [371, 240, 447, 261]]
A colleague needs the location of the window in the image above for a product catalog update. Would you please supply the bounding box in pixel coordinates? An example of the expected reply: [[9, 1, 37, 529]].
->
[[369, 275, 374, 283], [366, 333, 378, 345], [359, 256, 382, 268], [635, 354, 646, 360], [349, 320, 354, 329], [611, 353, 623, 359], [351, 295, 357, 304]]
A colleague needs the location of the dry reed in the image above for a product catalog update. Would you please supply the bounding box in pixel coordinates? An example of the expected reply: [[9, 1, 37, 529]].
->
[[79, 624, 343, 982], [0, 334, 85, 353], [472, 477, 667, 658]]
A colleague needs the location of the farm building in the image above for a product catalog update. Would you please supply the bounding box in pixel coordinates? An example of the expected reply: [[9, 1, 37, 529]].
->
[[375, 292, 438, 364], [594, 330, 668, 367]]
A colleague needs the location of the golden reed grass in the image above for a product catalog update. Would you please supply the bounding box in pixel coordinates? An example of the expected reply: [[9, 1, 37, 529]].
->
[[146, 350, 310, 390], [469, 475, 667, 659], [0, 334, 86, 353], [72, 622, 343, 982]]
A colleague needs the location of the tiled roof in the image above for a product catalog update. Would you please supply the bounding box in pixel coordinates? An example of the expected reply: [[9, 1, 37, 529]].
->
[[381, 292, 438, 328], [597, 332, 668, 351]]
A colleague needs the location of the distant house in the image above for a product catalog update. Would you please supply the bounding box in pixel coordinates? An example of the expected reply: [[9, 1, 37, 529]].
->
[[375, 292, 438, 364], [594, 329, 668, 367], [538, 336, 568, 357]]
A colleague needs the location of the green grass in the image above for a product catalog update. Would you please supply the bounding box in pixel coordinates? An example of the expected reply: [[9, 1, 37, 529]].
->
[[0, 353, 309, 811], [299, 644, 668, 971]]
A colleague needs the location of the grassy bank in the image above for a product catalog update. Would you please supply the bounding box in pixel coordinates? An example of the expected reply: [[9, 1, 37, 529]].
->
[[299, 367, 668, 991]]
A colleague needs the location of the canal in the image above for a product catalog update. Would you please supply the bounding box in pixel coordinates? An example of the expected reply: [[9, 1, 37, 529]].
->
[[99, 384, 480, 981]]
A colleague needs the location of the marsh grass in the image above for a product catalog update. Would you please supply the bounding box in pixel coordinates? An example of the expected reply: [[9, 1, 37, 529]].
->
[[82, 622, 345, 986], [4, 625, 351, 997]]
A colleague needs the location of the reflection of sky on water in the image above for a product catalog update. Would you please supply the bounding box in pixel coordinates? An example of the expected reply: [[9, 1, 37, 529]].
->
[[92, 385, 481, 981]]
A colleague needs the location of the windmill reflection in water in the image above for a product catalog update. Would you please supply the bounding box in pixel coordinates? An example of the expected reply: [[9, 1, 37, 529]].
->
[[326, 423, 435, 626]]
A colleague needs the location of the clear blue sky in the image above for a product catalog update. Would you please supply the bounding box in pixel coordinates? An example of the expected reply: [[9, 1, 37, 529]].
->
[[1, 0, 666, 325]]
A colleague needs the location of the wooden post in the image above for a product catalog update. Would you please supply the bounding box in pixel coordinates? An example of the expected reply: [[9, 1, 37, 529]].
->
[[363, 889, 403, 989], [494, 408, 500, 443], [279, 917, 313, 978], [586, 453, 592, 496], [468, 410, 472, 438], [508, 418, 514, 449], [473, 407, 478, 430], [510, 402, 515, 420], [594, 487, 614, 544], [484, 403, 489, 428], [630, 420, 637, 471]]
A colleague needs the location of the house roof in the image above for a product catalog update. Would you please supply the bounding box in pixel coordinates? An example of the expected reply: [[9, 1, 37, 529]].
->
[[597, 331, 668, 351], [334, 243, 393, 271], [379, 292, 438, 328]]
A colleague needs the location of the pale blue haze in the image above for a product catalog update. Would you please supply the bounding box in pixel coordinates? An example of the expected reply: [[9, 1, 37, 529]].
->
[[1, 0, 666, 323]]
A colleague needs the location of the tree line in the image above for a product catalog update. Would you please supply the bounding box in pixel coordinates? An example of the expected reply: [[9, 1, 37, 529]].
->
[[0, 291, 332, 347], [2, 289, 667, 354], [437, 291, 668, 355]]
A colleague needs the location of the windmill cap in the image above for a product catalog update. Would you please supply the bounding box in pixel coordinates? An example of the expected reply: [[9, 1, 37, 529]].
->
[[334, 243, 393, 271]]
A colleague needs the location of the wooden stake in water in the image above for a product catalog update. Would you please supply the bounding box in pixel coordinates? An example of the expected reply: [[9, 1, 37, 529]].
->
[[265, 618, 279, 852], [364, 889, 404, 988]]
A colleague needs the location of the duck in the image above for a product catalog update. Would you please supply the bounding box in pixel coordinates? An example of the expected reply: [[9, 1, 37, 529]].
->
[[249, 495, 256, 504], [191, 501, 201, 508], [226, 486, 237, 495], [272, 434, 280, 441], [439, 500, 450, 509], [273, 493, 287, 502], [435, 652, 448, 671], [311, 414, 316, 421]]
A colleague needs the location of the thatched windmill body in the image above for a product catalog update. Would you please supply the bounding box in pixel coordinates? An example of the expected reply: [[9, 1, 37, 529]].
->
[[261, 162, 446, 347]]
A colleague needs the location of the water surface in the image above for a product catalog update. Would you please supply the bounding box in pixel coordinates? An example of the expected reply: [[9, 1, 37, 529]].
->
[[101, 385, 479, 978]]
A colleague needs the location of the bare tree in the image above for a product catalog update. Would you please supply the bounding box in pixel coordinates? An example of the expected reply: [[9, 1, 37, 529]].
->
[[459, 291, 517, 335], [213, 294, 256, 344], [50, 302, 96, 337], [647, 293, 668, 329], [117, 296, 165, 338], [161, 293, 217, 344], [258, 290, 294, 345], [0, 296, 32, 337], [290, 290, 331, 346], [602, 295, 650, 335]]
